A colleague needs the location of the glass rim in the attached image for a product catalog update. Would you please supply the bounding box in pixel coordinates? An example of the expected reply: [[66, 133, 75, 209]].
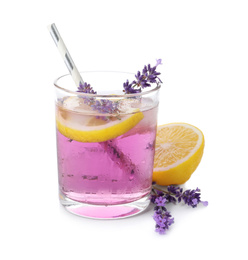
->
[[54, 71, 161, 98]]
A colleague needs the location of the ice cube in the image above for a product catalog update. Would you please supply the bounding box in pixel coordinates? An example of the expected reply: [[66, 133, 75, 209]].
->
[[118, 97, 154, 114], [117, 98, 142, 114], [62, 96, 97, 114]]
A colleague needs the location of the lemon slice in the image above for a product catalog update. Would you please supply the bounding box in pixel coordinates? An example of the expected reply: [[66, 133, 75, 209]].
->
[[56, 97, 144, 143], [153, 123, 204, 185]]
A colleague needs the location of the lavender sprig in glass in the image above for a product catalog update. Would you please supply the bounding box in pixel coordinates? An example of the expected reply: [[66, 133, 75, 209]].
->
[[77, 59, 162, 117], [77, 82, 119, 120]]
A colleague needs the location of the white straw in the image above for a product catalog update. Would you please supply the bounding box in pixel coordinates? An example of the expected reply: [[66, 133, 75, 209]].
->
[[48, 24, 139, 175], [47, 23, 84, 87]]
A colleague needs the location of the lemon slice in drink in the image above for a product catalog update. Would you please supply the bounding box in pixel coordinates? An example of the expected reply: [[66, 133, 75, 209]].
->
[[56, 97, 144, 143], [153, 123, 204, 185]]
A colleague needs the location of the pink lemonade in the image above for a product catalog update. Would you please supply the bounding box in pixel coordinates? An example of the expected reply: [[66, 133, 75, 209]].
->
[[54, 70, 160, 218], [56, 101, 158, 207]]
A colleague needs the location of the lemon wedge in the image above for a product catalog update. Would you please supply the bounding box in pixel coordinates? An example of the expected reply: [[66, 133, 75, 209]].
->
[[56, 97, 144, 143]]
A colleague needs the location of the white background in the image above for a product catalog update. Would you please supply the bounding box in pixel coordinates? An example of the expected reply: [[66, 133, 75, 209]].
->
[[1, 0, 248, 259]]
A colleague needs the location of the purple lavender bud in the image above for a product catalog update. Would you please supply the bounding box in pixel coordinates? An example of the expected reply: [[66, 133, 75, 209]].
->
[[192, 198, 198, 206], [148, 74, 157, 83], [123, 80, 141, 94], [77, 82, 97, 94], [155, 59, 162, 67], [165, 194, 177, 204], [77, 82, 97, 106], [77, 82, 119, 118], [155, 226, 166, 235], [201, 201, 209, 206], [155, 216, 167, 228], [154, 210, 174, 235], [155, 197, 167, 207], [167, 186, 183, 197], [123, 59, 162, 94], [180, 188, 203, 208], [150, 194, 157, 204], [135, 71, 141, 81], [140, 81, 151, 89], [91, 99, 119, 115], [142, 65, 148, 75]]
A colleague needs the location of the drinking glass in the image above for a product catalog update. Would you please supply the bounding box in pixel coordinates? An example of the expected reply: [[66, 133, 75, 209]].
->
[[54, 71, 160, 219]]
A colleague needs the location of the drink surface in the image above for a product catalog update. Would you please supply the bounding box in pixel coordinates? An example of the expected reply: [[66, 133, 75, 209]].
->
[[56, 97, 158, 205]]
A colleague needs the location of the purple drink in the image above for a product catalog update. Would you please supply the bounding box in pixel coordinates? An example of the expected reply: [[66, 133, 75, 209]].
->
[[54, 72, 160, 218], [57, 106, 157, 203]]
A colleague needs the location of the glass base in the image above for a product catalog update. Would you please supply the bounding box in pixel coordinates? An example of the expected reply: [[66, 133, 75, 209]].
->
[[59, 192, 150, 219]]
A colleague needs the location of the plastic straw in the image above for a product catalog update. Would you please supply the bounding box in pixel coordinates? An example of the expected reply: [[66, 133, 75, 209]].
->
[[47, 23, 84, 88]]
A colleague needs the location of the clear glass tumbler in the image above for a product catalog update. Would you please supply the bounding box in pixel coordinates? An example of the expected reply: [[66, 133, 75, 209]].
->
[[54, 71, 160, 219]]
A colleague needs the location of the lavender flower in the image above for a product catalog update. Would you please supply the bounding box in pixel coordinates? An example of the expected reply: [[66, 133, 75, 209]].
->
[[155, 59, 162, 67], [75, 59, 163, 118], [178, 188, 209, 208], [154, 211, 174, 235], [153, 195, 174, 234], [164, 186, 183, 203], [155, 196, 167, 207], [167, 185, 183, 196], [91, 99, 119, 114], [151, 184, 208, 235], [123, 59, 162, 94], [75, 59, 162, 115], [77, 82, 97, 94], [77, 82, 118, 119], [150, 189, 164, 204], [76, 82, 96, 106], [123, 80, 141, 94]]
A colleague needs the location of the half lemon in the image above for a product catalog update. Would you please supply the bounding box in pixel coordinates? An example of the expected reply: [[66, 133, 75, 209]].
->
[[153, 123, 205, 185]]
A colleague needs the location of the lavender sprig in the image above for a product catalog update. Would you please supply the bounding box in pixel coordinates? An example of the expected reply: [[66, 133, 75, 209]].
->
[[78, 60, 162, 96], [77, 82, 97, 106], [91, 99, 119, 114], [77, 82, 119, 119], [123, 59, 162, 94], [153, 197, 174, 235], [78, 82, 96, 94], [77, 59, 162, 115], [179, 187, 209, 207], [151, 184, 208, 235]]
